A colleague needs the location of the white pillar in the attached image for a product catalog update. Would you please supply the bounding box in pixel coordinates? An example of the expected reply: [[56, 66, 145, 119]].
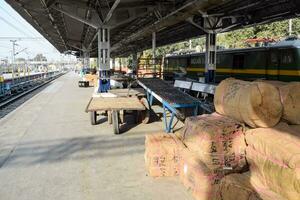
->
[[83, 51, 90, 68], [98, 28, 111, 92], [205, 33, 217, 83]]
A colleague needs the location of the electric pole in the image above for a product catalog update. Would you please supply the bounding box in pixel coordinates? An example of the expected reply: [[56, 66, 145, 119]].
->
[[10, 40, 17, 83]]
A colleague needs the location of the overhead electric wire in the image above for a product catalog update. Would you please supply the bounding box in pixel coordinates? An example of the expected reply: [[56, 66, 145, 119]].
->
[[0, 5, 38, 37], [0, 44, 10, 48], [0, 4, 66, 60], [0, 5, 50, 49], [0, 15, 31, 37]]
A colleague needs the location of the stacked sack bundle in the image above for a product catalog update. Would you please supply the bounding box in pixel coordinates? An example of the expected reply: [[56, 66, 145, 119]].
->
[[144, 132, 185, 177], [214, 78, 283, 128], [178, 113, 248, 200], [245, 123, 300, 200], [83, 74, 98, 87], [179, 148, 224, 200], [217, 173, 262, 200], [144, 78, 300, 200], [213, 78, 300, 200], [256, 81, 300, 125], [217, 172, 287, 200]]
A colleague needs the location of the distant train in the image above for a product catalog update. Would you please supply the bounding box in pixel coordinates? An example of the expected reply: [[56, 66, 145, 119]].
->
[[164, 39, 300, 82], [0, 71, 59, 98]]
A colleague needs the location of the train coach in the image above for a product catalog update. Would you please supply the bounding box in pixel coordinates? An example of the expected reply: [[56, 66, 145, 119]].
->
[[0, 71, 59, 98], [164, 39, 300, 82]]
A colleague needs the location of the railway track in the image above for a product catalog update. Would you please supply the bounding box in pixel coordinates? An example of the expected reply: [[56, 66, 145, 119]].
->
[[0, 73, 63, 119]]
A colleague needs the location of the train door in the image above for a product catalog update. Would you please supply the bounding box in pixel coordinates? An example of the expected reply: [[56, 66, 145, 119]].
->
[[268, 49, 279, 80]]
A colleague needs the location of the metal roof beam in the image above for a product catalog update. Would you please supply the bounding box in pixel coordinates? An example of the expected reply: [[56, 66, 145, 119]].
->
[[87, 31, 98, 50], [109, 7, 154, 29], [103, 0, 121, 24], [40, 0, 67, 50], [52, 5, 102, 29], [111, 0, 224, 52], [56, 0, 89, 10]]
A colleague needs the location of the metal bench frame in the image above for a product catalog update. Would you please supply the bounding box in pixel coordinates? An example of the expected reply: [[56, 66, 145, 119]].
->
[[174, 80, 216, 113], [138, 80, 199, 133]]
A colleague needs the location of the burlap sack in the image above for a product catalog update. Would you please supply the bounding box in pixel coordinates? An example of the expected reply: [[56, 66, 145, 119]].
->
[[245, 123, 300, 200], [214, 78, 282, 128], [224, 172, 287, 200], [245, 123, 300, 173], [290, 125, 300, 133], [144, 133, 185, 177], [279, 82, 300, 125], [180, 113, 247, 173], [179, 148, 223, 200], [257, 81, 300, 125], [247, 146, 300, 200], [217, 173, 262, 200], [84, 74, 98, 86]]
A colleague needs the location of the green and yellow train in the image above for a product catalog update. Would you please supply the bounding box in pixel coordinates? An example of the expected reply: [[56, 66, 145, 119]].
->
[[164, 39, 300, 82]]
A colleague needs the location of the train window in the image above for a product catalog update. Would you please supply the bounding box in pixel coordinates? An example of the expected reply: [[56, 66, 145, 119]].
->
[[281, 50, 294, 64], [191, 56, 205, 65], [270, 52, 278, 64], [201, 56, 205, 64], [233, 54, 245, 69], [191, 57, 200, 65], [216, 55, 221, 64]]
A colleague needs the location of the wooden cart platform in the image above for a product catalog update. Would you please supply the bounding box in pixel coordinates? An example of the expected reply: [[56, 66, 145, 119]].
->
[[85, 96, 146, 134], [108, 88, 145, 97]]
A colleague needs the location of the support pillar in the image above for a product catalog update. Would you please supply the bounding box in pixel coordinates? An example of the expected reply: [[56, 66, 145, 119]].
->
[[112, 58, 115, 74], [132, 52, 138, 75], [152, 32, 156, 76], [205, 33, 217, 83], [98, 28, 111, 93], [202, 16, 219, 84], [119, 58, 122, 72], [83, 51, 90, 69]]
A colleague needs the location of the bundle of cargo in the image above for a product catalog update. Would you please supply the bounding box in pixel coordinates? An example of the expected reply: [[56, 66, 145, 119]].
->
[[214, 78, 282, 128], [245, 123, 300, 200], [217, 172, 286, 200], [179, 149, 224, 200], [144, 133, 185, 177], [83, 74, 98, 86], [179, 113, 247, 174], [217, 173, 261, 200], [291, 125, 300, 133], [256, 80, 300, 125], [278, 82, 300, 124]]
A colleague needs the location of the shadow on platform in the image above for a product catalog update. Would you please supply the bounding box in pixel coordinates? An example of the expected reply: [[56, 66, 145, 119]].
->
[[0, 135, 145, 168]]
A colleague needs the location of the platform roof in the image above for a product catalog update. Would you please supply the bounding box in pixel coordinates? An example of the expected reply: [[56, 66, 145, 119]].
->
[[5, 0, 300, 57]]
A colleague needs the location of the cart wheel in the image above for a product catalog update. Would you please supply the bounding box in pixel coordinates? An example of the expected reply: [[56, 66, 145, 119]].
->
[[90, 111, 97, 125], [112, 111, 120, 134], [140, 97, 150, 124]]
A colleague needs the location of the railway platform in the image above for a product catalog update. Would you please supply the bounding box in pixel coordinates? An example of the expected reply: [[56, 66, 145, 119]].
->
[[0, 72, 192, 200]]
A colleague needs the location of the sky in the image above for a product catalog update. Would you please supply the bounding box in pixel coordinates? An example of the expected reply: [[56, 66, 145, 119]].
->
[[0, 1, 75, 62]]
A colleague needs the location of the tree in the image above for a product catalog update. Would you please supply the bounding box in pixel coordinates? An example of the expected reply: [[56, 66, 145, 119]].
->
[[33, 54, 47, 61], [121, 18, 300, 61], [15, 58, 26, 62]]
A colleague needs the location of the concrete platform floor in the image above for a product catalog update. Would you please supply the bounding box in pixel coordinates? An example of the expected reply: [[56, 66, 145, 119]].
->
[[0, 72, 193, 200]]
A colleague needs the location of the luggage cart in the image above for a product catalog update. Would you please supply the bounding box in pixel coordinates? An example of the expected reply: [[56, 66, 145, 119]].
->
[[137, 78, 200, 133], [85, 96, 146, 134]]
